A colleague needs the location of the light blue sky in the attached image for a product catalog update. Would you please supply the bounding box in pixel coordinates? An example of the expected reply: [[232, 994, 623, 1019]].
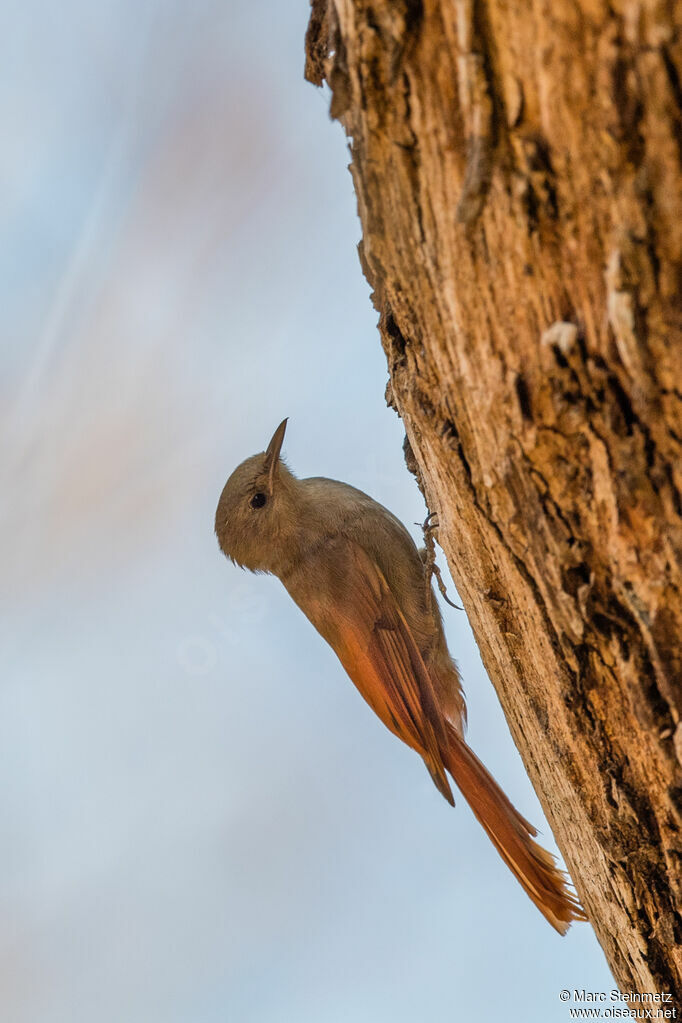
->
[[1, 2, 614, 1019]]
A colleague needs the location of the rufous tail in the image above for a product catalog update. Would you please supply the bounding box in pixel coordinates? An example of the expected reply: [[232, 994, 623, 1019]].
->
[[443, 723, 587, 934]]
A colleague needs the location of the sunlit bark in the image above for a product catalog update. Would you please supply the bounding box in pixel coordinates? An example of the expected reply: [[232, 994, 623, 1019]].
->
[[306, 0, 682, 998]]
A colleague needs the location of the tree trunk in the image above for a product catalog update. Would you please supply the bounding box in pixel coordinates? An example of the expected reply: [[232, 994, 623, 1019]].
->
[[305, 0, 682, 1000]]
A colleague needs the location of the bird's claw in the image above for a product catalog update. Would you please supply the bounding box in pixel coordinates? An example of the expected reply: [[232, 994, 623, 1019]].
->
[[419, 510, 463, 612]]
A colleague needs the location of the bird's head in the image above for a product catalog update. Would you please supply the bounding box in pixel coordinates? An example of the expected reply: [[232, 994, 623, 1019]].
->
[[215, 419, 299, 575]]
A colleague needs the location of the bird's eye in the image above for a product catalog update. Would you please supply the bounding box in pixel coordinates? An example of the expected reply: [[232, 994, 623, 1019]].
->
[[250, 492, 267, 509]]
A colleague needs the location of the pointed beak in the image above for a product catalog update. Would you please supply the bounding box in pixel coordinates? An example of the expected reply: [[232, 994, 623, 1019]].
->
[[264, 418, 288, 490]]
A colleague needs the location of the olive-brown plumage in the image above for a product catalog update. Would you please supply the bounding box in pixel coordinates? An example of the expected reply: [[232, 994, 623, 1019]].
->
[[215, 419, 586, 933]]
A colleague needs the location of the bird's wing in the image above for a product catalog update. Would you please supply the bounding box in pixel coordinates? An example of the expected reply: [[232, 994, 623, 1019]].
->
[[302, 538, 454, 804]]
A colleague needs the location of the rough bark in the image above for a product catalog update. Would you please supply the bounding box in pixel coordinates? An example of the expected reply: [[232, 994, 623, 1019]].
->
[[306, 0, 682, 1000]]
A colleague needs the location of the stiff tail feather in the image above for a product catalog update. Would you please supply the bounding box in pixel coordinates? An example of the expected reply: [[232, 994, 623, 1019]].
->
[[443, 724, 587, 934]]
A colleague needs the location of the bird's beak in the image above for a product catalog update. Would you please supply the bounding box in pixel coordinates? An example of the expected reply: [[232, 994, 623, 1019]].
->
[[264, 418, 288, 492]]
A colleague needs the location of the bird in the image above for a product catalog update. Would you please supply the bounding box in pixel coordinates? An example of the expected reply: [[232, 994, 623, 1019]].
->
[[215, 418, 586, 933]]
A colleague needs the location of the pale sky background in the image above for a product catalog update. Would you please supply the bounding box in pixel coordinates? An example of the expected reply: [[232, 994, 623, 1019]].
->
[[1, 2, 615, 1020]]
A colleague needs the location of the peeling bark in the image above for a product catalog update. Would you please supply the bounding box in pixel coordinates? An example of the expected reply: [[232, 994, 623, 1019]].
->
[[306, 0, 682, 999]]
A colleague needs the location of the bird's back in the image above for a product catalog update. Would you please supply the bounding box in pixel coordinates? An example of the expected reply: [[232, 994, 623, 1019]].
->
[[290, 476, 466, 732]]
